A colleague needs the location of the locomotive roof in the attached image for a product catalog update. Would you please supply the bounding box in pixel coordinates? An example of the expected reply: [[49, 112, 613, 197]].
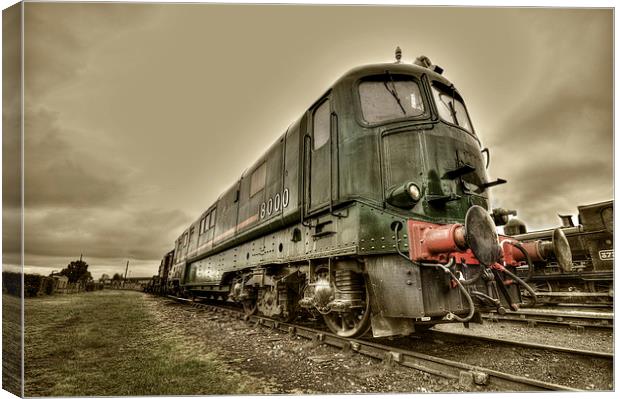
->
[[334, 62, 456, 92]]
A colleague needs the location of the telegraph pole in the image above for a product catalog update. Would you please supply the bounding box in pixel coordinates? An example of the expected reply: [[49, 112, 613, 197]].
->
[[124, 260, 129, 282]]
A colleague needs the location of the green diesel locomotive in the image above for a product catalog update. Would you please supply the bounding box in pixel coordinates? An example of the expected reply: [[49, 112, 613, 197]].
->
[[158, 51, 570, 338]]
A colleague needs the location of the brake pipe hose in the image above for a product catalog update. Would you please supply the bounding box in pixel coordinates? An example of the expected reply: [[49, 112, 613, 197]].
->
[[470, 290, 500, 307], [420, 259, 476, 323], [500, 266, 538, 308], [502, 239, 534, 282], [393, 223, 409, 260], [458, 264, 484, 286], [499, 239, 538, 307]]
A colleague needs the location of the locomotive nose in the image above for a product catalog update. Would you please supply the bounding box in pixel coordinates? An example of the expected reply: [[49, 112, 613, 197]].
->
[[464, 205, 501, 266]]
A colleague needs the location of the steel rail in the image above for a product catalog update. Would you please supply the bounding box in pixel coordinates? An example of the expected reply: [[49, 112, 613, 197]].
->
[[164, 295, 580, 391], [483, 308, 613, 329], [426, 330, 613, 359]]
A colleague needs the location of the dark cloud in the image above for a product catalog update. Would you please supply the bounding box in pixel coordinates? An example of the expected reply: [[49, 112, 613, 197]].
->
[[24, 3, 158, 99], [2, 109, 21, 209], [2, 2, 21, 110], [3, 3, 23, 269], [492, 158, 611, 224], [487, 10, 612, 230], [24, 107, 133, 208], [19, 106, 193, 263], [2, 207, 21, 264], [25, 207, 190, 261], [13, 4, 172, 274]]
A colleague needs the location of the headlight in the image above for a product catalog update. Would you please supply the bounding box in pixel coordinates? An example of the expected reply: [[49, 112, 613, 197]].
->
[[408, 183, 421, 201], [387, 182, 422, 209]]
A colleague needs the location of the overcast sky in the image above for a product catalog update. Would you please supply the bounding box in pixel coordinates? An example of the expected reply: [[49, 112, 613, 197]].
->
[[3, 4, 613, 279]]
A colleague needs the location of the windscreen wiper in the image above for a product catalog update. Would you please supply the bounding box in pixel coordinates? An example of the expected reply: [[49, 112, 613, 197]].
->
[[383, 71, 407, 115], [448, 84, 459, 125]]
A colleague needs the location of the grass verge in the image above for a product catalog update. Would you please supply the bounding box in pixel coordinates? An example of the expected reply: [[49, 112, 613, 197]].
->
[[2, 293, 23, 396], [24, 290, 263, 396]]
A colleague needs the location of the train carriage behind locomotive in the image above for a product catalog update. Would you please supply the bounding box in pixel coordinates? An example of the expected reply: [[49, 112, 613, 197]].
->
[[157, 53, 571, 338]]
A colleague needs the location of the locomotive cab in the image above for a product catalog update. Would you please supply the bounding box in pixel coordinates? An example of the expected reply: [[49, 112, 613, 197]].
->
[[329, 61, 492, 219]]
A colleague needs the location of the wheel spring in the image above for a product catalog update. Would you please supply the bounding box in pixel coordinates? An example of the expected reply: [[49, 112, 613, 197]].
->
[[277, 285, 288, 307], [334, 270, 363, 302]]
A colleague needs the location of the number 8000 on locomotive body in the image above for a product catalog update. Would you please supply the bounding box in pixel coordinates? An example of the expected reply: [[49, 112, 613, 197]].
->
[[153, 52, 572, 338]]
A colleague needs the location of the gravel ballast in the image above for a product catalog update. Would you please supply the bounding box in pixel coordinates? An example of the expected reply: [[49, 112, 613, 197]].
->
[[147, 295, 614, 393]]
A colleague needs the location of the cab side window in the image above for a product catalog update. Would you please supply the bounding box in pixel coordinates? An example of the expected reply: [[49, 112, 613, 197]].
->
[[199, 216, 206, 234], [209, 208, 216, 228], [199, 209, 216, 234], [431, 83, 474, 134], [313, 99, 330, 150], [250, 163, 266, 197]]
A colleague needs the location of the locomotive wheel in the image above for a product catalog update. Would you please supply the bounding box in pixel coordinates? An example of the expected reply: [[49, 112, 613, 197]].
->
[[531, 281, 553, 294], [322, 282, 371, 338]]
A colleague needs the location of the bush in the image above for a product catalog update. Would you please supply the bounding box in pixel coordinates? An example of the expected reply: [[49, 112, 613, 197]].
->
[[2, 271, 101, 297], [2, 271, 22, 296], [43, 278, 57, 295], [24, 274, 45, 297]]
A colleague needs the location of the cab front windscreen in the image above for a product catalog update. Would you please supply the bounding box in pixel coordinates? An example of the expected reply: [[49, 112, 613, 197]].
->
[[358, 76, 425, 124], [431, 84, 474, 134]]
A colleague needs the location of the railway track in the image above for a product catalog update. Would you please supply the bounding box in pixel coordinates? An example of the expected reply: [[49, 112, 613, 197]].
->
[[164, 295, 611, 391], [424, 330, 612, 359], [534, 291, 612, 301], [482, 307, 613, 329]]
